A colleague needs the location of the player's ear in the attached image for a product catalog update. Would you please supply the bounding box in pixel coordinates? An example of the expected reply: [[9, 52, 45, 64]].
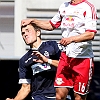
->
[[37, 30, 41, 37]]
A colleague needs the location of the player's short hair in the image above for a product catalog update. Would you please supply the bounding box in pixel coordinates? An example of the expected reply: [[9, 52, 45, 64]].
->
[[31, 23, 41, 32], [21, 23, 40, 31], [21, 23, 41, 38]]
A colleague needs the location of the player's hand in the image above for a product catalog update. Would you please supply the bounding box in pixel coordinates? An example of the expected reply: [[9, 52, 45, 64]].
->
[[59, 37, 73, 46], [6, 98, 14, 100], [32, 51, 48, 63], [21, 19, 33, 26]]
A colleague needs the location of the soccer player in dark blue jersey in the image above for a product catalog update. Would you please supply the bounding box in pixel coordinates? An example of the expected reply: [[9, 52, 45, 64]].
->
[[6, 23, 62, 100]]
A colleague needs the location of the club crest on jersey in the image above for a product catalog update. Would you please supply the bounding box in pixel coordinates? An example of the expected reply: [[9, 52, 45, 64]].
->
[[55, 78, 64, 85], [44, 51, 49, 58]]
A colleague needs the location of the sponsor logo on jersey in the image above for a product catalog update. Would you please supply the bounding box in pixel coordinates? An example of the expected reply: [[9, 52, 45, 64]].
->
[[63, 16, 75, 28], [66, 16, 74, 22]]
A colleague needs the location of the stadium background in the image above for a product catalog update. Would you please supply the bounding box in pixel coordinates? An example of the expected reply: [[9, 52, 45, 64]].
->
[[0, 0, 100, 100]]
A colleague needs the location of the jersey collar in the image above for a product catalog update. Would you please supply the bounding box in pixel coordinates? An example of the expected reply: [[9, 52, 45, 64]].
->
[[31, 42, 43, 50]]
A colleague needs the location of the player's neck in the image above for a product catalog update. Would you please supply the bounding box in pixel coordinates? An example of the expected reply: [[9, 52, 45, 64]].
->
[[31, 39, 42, 49], [71, 0, 84, 4]]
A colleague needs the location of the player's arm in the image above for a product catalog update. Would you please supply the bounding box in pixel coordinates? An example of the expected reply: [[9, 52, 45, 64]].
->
[[72, 2, 97, 43], [48, 59, 59, 67], [21, 18, 54, 31], [71, 31, 95, 42], [32, 51, 59, 67], [6, 83, 31, 100], [59, 31, 95, 46]]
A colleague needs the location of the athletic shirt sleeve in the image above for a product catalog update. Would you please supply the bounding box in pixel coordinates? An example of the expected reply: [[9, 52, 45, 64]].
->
[[84, 2, 97, 33], [50, 2, 71, 29], [50, 12, 61, 28], [50, 2, 66, 28], [18, 53, 32, 84]]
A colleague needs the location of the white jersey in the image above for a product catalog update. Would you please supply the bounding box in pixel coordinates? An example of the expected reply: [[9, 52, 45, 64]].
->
[[50, 0, 97, 58]]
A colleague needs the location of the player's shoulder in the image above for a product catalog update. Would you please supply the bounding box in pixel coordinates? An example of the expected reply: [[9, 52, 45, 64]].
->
[[83, 0, 96, 9], [44, 40, 60, 51], [46, 40, 57, 45], [20, 49, 31, 62], [59, 1, 70, 8]]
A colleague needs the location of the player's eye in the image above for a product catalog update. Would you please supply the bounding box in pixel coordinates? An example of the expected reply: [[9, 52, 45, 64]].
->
[[22, 32, 25, 35]]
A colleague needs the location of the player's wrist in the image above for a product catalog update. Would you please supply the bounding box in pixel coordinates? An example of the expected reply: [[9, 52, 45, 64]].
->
[[47, 59, 52, 64]]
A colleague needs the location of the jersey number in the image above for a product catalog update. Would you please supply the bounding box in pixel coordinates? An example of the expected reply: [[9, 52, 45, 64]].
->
[[78, 82, 85, 92]]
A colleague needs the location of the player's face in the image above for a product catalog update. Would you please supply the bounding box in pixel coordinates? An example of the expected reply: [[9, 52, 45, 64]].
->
[[21, 25, 37, 45]]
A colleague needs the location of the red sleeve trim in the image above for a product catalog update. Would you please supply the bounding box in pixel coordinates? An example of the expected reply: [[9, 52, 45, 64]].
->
[[49, 20, 61, 28], [86, 29, 97, 33]]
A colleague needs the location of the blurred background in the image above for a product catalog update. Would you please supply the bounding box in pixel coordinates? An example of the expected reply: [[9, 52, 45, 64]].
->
[[0, 0, 100, 100]]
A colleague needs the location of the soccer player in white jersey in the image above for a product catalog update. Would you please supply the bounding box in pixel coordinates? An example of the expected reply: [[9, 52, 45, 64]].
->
[[21, 0, 97, 100]]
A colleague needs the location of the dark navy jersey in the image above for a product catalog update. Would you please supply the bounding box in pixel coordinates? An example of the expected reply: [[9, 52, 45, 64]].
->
[[19, 41, 61, 98]]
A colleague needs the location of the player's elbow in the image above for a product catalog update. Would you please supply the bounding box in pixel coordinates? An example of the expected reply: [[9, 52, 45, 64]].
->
[[86, 32, 96, 40], [90, 32, 96, 40], [22, 83, 31, 93], [46, 21, 56, 31]]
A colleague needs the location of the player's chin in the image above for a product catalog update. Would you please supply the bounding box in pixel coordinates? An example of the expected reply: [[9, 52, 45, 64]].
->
[[25, 41, 31, 45]]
